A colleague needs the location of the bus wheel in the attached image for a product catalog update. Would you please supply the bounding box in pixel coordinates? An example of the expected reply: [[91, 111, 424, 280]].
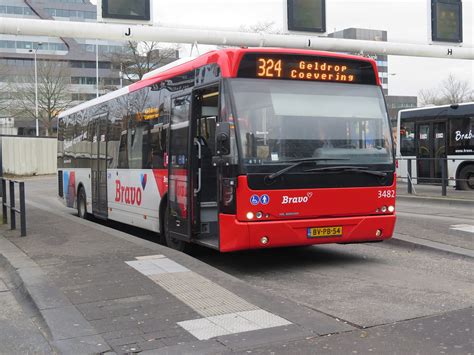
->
[[77, 187, 88, 219], [458, 165, 474, 191], [163, 206, 191, 252]]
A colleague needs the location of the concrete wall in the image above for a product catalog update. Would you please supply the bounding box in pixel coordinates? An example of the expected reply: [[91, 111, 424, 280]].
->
[[1, 137, 57, 176]]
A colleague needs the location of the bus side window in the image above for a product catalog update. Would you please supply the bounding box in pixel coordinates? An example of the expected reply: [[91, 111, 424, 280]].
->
[[400, 121, 415, 155], [107, 97, 127, 169], [128, 125, 144, 169], [150, 126, 166, 169], [118, 130, 128, 168]]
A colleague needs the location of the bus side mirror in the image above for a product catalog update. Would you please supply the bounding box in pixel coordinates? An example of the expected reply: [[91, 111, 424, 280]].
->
[[215, 122, 231, 156]]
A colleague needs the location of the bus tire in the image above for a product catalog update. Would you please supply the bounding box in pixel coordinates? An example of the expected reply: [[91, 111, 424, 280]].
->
[[77, 187, 88, 219], [458, 165, 474, 191], [163, 205, 192, 253]]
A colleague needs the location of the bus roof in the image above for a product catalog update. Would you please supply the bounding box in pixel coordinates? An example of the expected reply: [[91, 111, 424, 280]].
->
[[398, 102, 474, 120], [60, 48, 378, 119]]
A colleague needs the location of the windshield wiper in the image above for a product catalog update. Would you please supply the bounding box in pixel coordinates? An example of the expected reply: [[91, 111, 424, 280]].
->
[[304, 165, 388, 177], [266, 158, 348, 181]]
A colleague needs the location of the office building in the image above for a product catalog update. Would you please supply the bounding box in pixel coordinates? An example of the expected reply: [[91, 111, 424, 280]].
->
[[386, 95, 418, 125], [0, 0, 178, 135], [328, 28, 389, 95]]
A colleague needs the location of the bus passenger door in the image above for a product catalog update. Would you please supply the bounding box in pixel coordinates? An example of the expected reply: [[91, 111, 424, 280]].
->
[[416, 123, 431, 183], [416, 122, 447, 184], [433, 122, 447, 182], [167, 94, 193, 242], [91, 116, 108, 218], [191, 86, 219, 249]]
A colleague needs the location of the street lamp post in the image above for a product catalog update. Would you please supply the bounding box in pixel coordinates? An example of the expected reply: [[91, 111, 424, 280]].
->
[[29, 42, 43, 136]]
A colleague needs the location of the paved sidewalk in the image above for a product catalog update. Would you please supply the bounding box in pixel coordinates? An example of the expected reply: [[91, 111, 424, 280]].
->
[[0, 262, 55, 354], [394, 183, 473, 258], [0, 198, 352, 354], [396, 180, 474, 205]]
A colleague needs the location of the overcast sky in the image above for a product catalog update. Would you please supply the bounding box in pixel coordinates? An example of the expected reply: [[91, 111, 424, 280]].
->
[[99, 0, 473, 98]]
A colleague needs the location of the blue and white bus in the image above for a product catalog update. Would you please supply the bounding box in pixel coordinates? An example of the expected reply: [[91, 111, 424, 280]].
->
[[397, 102, 474, 190]]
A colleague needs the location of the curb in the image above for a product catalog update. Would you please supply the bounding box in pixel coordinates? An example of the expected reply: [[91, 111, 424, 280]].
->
[[0, 233, 112, 354], [389, 234, 474, 259], [396, 194, 474, 207]]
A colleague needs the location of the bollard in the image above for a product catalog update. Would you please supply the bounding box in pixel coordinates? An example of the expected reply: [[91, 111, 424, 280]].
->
[[407, 159, 413, 194], [9, 180, 15, 230], [2, 179, 27, 236], [19, 182, 26, 237], [1, 179, 6, 224], [441, 158, 447, 196]]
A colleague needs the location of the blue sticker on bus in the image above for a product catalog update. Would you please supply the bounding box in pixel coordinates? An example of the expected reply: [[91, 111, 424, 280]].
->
[[260, 194, 270, 205], [250, 195, 260, 206]]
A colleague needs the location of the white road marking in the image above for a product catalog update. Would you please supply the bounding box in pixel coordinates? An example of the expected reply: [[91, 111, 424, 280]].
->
[[450, 224, 474, 234], [178, 310, 290, 340], [126, 255, 291, 340]]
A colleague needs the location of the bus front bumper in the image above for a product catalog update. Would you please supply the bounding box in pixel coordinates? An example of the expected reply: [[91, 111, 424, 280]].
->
[[218, 214, 396, 252]]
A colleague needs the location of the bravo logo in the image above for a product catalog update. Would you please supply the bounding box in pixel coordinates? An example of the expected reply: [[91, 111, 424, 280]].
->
[[282, 192, 313, 204], [115, 174, 147, 206]]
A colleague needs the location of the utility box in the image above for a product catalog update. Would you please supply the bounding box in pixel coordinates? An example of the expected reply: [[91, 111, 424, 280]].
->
[[286, 0, 326, 34], [97, 0, 152, 25], [430, 0, 463, 43]]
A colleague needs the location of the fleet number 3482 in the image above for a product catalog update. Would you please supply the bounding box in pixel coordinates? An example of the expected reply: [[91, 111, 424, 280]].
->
[[378, 190, 395, 198]]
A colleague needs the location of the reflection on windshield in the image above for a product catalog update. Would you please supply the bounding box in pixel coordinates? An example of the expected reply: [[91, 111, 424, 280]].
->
[[229, 79, 393, 166]]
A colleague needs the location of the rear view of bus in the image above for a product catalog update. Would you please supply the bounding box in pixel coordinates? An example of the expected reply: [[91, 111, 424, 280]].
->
[[216, 50, 396, 251]]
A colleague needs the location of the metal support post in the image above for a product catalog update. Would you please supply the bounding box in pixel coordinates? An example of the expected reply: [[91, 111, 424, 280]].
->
[[9, 180, 15, 230], [407, 159, 413, 194], [1, 179, 6, 224], [441, 158, 447, 196], [19, 182, 26, 237], [1, 179, 27, 235], [34, 49, 39, 136]]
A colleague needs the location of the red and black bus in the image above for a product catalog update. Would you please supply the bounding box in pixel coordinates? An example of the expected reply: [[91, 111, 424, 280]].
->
[[58, 48, 396, 252]]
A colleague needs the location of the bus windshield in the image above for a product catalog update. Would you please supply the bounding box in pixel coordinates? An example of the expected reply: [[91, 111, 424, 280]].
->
[[229, 79, 393, 169]]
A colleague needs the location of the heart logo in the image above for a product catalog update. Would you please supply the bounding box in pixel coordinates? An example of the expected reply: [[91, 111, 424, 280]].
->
[[307, 192, 313, 198], [140, 173, 147, 190]]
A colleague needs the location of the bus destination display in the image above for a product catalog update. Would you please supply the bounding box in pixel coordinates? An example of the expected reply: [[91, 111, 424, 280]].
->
[[237, 53, 377, 85]]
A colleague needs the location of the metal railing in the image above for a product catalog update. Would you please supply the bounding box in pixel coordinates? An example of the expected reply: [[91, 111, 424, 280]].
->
[[397, 157, 474, 196], [1, 178, 26, 236]]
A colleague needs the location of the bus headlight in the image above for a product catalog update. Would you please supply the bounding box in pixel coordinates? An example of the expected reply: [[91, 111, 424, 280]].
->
[[388, 205, 395, 213], [246, 212, 254, 220]]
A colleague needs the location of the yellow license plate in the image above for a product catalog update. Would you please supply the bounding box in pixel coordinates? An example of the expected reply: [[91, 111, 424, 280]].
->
[[307, 226, 343, 238]]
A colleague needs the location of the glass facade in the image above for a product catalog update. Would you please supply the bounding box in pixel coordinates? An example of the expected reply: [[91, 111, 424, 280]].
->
[[0, 40, 67, 51], [45, 8, 96, 19], [0, 5, 34, 16], [78, 44, 127, 54], [0, 0, 127, 126]]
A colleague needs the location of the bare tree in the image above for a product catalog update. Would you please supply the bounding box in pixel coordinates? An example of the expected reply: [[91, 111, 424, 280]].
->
[[108, 41, 179, 83], [238, 21, 282, 34], [0, 62, 10, 116], [9, 60, 72, 135], [419, 73, 473, 106], [418, 88, 444, 107], [440, 74, 473, 104], [217, 21, 283, 50]]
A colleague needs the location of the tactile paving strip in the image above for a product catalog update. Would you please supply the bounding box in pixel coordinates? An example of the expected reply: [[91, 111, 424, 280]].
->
[[126, 255, 291, 340]]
